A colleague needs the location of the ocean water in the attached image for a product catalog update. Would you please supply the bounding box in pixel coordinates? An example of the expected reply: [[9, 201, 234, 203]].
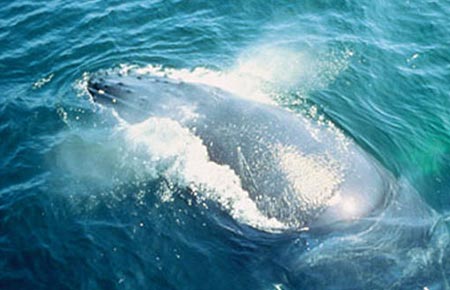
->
[[1, 1, 450, 289]]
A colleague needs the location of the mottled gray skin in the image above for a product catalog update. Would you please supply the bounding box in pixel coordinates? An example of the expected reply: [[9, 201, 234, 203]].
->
[[88, 74, 389, 229]]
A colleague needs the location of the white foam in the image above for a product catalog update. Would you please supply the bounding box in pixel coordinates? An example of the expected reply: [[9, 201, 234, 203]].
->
[[129, 64, 277, 105], [119, 117, 287, 232], [33, 73, 54, 89], [115, 44, 352, 107]]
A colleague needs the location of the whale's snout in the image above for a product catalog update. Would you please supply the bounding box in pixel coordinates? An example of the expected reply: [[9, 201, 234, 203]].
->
[[88, 77, 113, 104], [87, 77, 129, 106], [87, 75, 153, 123]]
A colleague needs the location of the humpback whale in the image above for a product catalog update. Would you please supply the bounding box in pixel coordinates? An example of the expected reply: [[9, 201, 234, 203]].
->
[[87, 73, 394, 231], [86, 73, 449, 288]]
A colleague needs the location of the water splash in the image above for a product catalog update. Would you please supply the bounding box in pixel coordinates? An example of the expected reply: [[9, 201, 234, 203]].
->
[[80, 44, 352, 108], [119, 117, 287, 232]]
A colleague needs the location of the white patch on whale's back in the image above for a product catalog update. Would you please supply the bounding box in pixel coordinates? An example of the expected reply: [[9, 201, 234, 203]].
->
[[120, 116, 287, 232]]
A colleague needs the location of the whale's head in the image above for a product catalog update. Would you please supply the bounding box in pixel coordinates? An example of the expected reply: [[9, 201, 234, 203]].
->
[[88, 75, 141, 107], [87, 74, 186, 123]]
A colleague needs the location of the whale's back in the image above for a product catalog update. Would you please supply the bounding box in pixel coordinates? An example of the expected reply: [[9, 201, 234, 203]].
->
[[88, 75, 389, 230]]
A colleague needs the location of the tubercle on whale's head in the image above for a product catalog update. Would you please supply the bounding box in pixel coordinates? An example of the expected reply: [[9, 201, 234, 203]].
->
[[86, 74, 185, 108], [87, 76, 132, 106], [86, 74, 190, 123]]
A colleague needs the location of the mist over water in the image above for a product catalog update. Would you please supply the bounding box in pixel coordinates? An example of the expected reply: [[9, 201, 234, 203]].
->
[[1, 1, 450, 289]]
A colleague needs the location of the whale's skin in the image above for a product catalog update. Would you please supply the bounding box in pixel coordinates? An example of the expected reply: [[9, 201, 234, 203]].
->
[[86, 74, 449, 287], [87, 74, 390, 229]]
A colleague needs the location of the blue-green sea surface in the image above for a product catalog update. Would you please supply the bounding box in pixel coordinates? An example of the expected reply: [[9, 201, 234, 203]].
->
[[1, 1, 450, 289]]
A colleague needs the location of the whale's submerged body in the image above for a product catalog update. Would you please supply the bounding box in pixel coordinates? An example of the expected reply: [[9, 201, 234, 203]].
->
[[87, 74, 393, 230], [87, 73, 449, 287]]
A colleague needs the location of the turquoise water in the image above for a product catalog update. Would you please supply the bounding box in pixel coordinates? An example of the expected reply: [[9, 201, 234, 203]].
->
[[1, 1, 450, 289]]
